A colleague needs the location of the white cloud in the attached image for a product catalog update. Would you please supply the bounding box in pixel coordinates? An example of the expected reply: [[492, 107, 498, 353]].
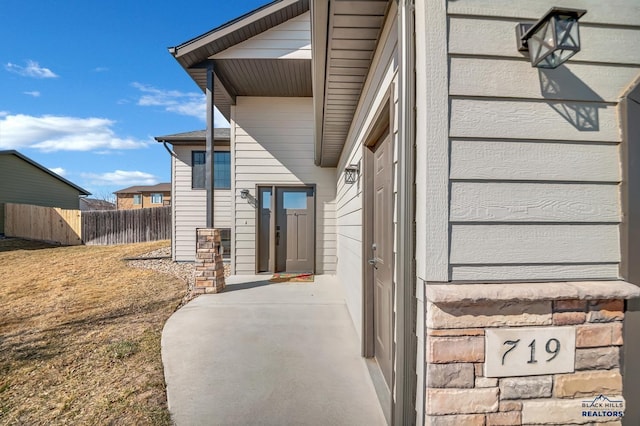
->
[[23, 91, 41, 97], [81, 170, 158, 186], [93, 67, 109, 72], [0, 113, 149, 152], [5, 60, 58, 78], [49, 167, 66, 176], [132, 82, 205, 120], [131, 82, 230, 127]]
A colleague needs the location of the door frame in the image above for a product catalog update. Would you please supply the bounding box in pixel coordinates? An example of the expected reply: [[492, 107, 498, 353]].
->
[[254, 184, 316, 274], [362, 86, 394, 422], [362, 87, 393, 358], [621, 77, 640, 425]]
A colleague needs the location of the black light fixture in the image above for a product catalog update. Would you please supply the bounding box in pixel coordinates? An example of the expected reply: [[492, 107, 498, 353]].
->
[[240, 189, 249, 199], [344, 164, 360, 184], [516, 7, 586, 69]]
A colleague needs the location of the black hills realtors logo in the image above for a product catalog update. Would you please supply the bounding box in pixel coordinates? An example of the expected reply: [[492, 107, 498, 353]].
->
[[581, 395, 625, 418]]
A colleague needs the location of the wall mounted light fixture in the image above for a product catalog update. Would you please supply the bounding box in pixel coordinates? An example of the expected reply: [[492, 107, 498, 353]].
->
[[344, 164, 360, 184], [516, 7, 586, 69], [240, 189, 249, 199]]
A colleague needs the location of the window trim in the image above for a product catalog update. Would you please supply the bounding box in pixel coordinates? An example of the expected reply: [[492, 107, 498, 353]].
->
[[192, 150, 231, 190], [150, 193, 163, 204]]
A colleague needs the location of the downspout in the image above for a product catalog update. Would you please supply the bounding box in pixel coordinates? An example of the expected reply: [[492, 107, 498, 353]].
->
[[161, 141, 178, 159], [395, 0, 417, 425], [158, 138, 178, 261]]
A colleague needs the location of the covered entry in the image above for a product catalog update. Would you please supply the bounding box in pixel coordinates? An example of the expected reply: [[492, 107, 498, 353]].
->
[[257, 185, 315, 274]]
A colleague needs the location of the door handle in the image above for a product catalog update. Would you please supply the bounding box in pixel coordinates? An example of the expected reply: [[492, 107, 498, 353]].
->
[[368, 258, 379, 269], [276, 231, 280, 246]]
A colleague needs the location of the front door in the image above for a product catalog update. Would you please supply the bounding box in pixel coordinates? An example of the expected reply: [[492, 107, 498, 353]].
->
[[275, 187, 315, 273], [372, 134, 393, 387]]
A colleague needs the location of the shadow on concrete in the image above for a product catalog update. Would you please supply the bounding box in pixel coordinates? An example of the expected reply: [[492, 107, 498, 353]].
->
[[223, 279, 272, 293]]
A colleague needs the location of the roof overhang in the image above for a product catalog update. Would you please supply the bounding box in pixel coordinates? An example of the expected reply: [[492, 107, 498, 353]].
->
[[154, 129, 230, 146], [169, 0, 311, 121], [312, 0, 390, 167]]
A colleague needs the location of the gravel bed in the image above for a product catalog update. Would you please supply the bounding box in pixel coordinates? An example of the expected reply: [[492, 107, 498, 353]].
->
[[127, 246, 230, 306]]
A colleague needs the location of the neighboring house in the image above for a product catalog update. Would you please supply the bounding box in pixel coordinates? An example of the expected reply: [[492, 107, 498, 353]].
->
[[168, 0, 640, 424], [0, 150, 90, 234], [155, 129, 232, 261], [79, 198, 116, 211], [114, 183, 171, 210]]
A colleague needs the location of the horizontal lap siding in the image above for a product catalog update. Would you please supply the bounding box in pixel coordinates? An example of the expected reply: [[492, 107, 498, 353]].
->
[[173, 145, 231, 262], [335, 14, 398, 339], [446, 0, 640, 282], [213, 12, 310, 60], [233, 97, 336, 274]]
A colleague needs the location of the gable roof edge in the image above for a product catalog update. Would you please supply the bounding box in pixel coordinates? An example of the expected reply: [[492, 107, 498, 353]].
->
[[0, 150, 91, 196]]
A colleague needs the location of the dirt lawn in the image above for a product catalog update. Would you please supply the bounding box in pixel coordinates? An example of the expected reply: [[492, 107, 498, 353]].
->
[[0, 239, 186, 425]]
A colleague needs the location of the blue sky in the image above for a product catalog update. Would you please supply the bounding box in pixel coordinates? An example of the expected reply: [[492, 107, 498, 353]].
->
[[0, 1, 270, 200]]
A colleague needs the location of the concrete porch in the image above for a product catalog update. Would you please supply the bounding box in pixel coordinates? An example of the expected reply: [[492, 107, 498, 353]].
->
[[161, 275, 386, 425]]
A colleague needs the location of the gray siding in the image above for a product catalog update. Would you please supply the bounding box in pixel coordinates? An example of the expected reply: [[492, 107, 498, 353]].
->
[[443, 0, 640, 282], [172, 145, 232, 262], [232, 97, 336, 274], [0, 155, 82, 233]]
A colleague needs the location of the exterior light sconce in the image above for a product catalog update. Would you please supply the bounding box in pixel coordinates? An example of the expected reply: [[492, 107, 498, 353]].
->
[[344, 164, 360, 184], [240, 189, 249, 199], [516, 7, 586, 69]]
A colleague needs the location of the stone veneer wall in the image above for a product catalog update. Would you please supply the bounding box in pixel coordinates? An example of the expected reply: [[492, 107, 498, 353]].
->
[[194, 228, 225, 293], [425, 299, 625, 426]]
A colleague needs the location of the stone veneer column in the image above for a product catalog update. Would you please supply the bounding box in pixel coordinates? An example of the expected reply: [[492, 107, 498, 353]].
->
[[423, 281, 640, 426], [194, 228, 225, 294]]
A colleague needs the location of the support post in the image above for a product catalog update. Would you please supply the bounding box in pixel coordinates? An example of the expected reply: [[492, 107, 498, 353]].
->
[[206, 61, 216, 228]]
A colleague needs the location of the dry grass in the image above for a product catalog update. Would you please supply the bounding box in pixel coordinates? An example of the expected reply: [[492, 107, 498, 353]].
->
[[0, 239, 186, 425]]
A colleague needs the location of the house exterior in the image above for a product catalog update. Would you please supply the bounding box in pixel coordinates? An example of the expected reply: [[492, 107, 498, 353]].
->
[[168, 0, 640, 424], [114, 183, 171, 210], [79, 198, 116, 211], [155, 129, 232, 261], [0, 150, 90, 234]]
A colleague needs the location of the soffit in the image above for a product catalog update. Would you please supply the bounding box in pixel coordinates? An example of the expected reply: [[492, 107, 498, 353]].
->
[[314, 0, 390, 167], [170, 0, 311, 121]]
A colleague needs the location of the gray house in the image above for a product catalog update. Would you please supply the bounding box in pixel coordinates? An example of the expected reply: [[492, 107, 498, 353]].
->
[[0, 150, 90, 233], [167, 0, 640, 423]]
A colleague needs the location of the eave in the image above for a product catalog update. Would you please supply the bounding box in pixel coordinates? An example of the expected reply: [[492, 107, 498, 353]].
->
[[312, 0, 390, 167], [154, 129, 231, 145], [169, 0, 311, 121]]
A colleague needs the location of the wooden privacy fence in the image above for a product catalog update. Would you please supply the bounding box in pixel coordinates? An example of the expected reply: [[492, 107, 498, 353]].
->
[[82, 206, 171, 245], [4, 203, 170, 246], [5, 203, 83, 245]]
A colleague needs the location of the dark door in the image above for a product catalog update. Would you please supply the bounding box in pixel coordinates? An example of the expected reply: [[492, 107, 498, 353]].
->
[[275, 187, 315, 273], [372, 135, 393, 387]]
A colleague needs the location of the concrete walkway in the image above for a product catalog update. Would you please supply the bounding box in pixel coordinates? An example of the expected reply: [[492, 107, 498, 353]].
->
[[162, 275, 386, 426]]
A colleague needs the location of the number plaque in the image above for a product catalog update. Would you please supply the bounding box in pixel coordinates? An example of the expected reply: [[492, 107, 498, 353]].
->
[[485, 327, 575, 378]]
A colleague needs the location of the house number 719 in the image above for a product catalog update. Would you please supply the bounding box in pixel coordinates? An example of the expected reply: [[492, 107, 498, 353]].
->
[[501, 338, 561, 365]]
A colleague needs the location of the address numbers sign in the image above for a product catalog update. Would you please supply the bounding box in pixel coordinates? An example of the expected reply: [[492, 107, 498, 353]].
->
[[485, 326, 576, 378]]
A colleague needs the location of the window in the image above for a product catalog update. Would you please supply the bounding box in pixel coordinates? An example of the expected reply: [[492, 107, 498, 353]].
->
[[192, 151, 206, 189], [151, 193, 163, 204], [192, 151, 231, 189], [219, 228, 231, 259], [133, 194, 142, 205]]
